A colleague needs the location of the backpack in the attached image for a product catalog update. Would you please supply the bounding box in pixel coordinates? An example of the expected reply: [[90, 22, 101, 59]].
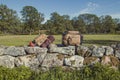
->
[[34, 34, 47, 46], [62, 31, 83, 46], [40, 35, 55, 48]]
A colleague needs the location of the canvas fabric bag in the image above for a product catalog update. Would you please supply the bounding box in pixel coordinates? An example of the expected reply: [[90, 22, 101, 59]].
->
[[62, 31, 81, 46], [34, 34, 47, 46], [67, 31, 80, 34]]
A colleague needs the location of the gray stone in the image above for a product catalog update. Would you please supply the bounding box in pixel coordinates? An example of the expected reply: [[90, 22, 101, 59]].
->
[[41, 53, 64, 68], [0, 48, 4, 55], [37, 51, 48, 64], [106, 46, 114, 55], [111, 44, 117, 49], [15, 55, 40, 70], [0, 45, 8, 48], [77, 45, 92, 57], [64, 55, 84, 67], [116, 43, 120, 49], [89, 45, 98, 50], [83, 57, 100, 66], [48, 44, 57, 48], [25, 47, 47, 54], [0, 55, 15, 68], [49, 46, 75, 56], [4, 46, 26, 56], [92, 46, 105, 57], [102, 46, 114, 55], [115, 49, 120, 59]]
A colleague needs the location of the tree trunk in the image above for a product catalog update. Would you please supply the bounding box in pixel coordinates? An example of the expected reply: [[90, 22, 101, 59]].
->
[[29, 28, 32, 35]]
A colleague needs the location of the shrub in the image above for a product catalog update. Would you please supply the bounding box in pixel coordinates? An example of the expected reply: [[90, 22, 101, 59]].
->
[[0, 66, 32, 80], [0, 64, 120, 80]]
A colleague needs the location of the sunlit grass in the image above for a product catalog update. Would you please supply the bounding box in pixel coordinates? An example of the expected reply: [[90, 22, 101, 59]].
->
[[0, 35, 36, 46], [0, 34, 120, 46]]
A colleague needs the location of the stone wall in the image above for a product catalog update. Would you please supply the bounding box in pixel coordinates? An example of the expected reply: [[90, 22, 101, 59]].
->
[[0, 44, 120, 71]]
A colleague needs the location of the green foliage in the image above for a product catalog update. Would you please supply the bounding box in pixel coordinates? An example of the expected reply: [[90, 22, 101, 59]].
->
[[44, 12, 73, 34], [0, 66, 32, 80], [0, 64, 120, 80], [44, 13, 120, 34], [100, 15, 117, 34], [0, 4, 21, 34], [21, 6, 44, 35], [31, 64, 120, 80], [78, 14, 100, 34]]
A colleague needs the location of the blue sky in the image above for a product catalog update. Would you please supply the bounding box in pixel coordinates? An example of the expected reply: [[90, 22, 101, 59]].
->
[[1, 0, 120, 21]]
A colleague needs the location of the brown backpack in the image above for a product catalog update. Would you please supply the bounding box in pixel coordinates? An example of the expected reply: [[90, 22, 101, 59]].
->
[[62, 31, 82, 46]]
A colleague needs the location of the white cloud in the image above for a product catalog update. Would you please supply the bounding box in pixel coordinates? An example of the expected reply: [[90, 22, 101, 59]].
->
[[81, 2, 99, 13], [72, 2, 99, 17]]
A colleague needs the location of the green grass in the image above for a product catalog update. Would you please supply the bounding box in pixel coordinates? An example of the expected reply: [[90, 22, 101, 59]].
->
[[83, 34, 120, 46], [0, 34, 120, 46], [0, 35, 36, 46]]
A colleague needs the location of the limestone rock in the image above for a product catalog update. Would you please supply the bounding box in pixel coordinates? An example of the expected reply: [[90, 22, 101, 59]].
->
[[92, 46, 105, 57], [77, 45, 92, 57], [111, 44, 117, 49], [41, 53, 64, 68], [64, 55, 84, 67], [83, 57, 100, 66], [0, 45, 8, 48], [25, 47, 47, 54], [105, 46, 114, 55], [115, 49, 120, 59], [116, 43, 120, 49], [49, 45, 75, 56], [37, 51, 48, 64], [0, 55, 15, 68], [4, 46, 26, 56], [48, 44, 57, 48], [102, 46, 114, 55], [0, 48, 4, 55], [15, 55, 40, 70]]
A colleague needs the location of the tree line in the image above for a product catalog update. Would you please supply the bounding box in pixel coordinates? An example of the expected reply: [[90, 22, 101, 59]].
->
[[0, 4, 120, 35]]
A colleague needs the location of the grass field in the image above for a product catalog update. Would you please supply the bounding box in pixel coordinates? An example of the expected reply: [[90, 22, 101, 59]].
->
[[0, 34, 120, 46]]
